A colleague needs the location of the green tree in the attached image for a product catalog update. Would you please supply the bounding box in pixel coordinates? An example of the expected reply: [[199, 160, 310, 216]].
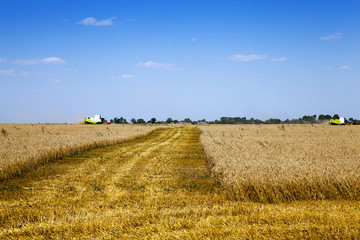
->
[[137, 118, 146, 124], [150, 118, 157, 124], [183, 118, 192, 123], [130, 118, 136, 124], [301, 115, 317, 123], [220, 117, 232, 124], [165, 118, 173, 124], [265, 118, 281, 124], [118, 117, 127, 124], [318, 114, 332, 121], [333, 114, 340, 119]]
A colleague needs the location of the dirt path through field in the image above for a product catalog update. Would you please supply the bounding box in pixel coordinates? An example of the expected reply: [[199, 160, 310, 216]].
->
[[1, 126, 359, 239]]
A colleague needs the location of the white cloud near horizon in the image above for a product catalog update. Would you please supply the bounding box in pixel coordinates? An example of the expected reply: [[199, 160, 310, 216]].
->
[[78, 17, 116, 26], [230, 54, 267, 62], [271, 57, 287, 62], [320, 32, 342, 41], [340, 65, 351, 70], [137, 61, 181, 70]]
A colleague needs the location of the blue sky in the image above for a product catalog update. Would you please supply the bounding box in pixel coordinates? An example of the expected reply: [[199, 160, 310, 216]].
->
[[0, 0, 359, 123]]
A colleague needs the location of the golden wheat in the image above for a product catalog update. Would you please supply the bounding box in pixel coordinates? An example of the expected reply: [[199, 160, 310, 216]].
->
[[0, 126, 359, 238], [0, 124, 157, 180], [200, 124, 360, 202]]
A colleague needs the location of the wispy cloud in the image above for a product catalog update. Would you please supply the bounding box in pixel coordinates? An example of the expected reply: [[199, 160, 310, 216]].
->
[[52, 80, 62, 84], [119, 74, 136, 79], [0, 69, 15, 76], [42, 57, 66, 64], [12, 59, 39, 65], [340, 65, 351, 70], [137, 61, 181, 70], [78, 17, 116, 26], [0, 58, 6, 63], [12, 57, 65, 65], [20, 71, 30, 76], [271, 57, 287, 62], [0, 69, 30, 77], [320, 32, 342, 41], [230, 54, 267, 62]]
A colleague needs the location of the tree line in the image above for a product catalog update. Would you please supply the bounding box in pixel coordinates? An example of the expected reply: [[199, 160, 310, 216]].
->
[[110, 114, 360, 125]]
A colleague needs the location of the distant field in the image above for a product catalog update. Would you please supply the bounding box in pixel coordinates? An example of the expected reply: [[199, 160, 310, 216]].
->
[[200, 124, 360, 203], [0, 124, 157, 180]]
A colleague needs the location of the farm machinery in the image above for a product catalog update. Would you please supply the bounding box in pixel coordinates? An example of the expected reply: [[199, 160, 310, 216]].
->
[[330, 117, 346, 125], [85, 115, 110, 124], [330, 117, 360, 125]]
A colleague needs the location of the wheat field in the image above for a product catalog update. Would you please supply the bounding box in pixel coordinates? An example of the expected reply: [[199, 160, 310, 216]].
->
[[1, 126, 359, 239], [0, 124, 157, 180], [200, 124, 360, 203]]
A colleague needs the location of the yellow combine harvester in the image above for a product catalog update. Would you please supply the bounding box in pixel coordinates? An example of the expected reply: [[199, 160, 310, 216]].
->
[[330, 117, 360, 125], [330, 117, 346, 125], [85, 115, 106, 124]]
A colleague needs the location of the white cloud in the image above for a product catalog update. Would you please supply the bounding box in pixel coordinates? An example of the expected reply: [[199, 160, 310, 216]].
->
[[0, 69, 30, 77], [78, 17, 116, 26], [0, 58, 6, 63], [137, 61, 181, 70], [42, 57, 66, 64], [230, 54, 267, 62], [192, 37, 197, 42], [340, 65, 351, 70], [119, 74, 135, 79], [12, 57, 65, 65], [320, 32, 342, 41], [0, 69, 15, 76], [78, 17, 96, 25], [12, 59, 39, 65], [271, 57, 287, 62]]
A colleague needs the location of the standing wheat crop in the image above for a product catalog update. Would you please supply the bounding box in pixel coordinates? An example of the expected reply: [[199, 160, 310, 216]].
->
[[200, 124, 360, 203]]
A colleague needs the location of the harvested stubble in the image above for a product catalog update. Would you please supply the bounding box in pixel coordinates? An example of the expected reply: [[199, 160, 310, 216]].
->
[[200, 124, 360, 203], [1, 126, 359, 239], [0, 124, 157, 180]]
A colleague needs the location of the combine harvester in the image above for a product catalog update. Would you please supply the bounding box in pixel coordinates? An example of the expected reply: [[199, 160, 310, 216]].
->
[[330, 117, 346, 125], [85, 115, 110, 124], [330, 117, 360, 125]]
